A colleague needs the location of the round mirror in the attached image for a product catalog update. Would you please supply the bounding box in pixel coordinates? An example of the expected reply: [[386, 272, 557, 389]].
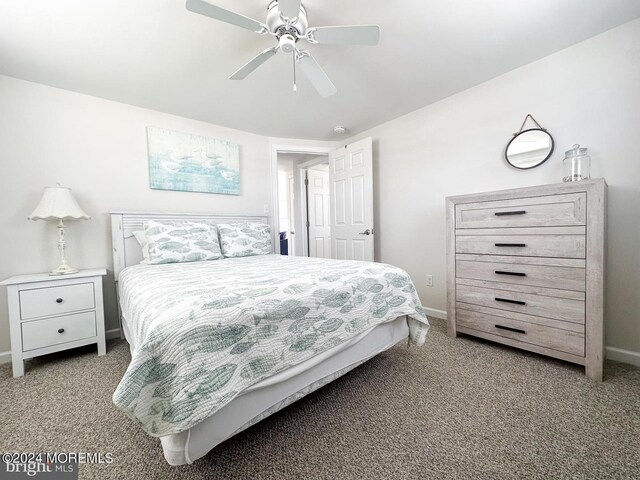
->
[[505, 128, 554, 169]]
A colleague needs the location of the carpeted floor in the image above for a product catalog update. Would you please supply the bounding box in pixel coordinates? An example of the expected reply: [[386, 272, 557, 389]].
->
[[1, 318, 639, 479]]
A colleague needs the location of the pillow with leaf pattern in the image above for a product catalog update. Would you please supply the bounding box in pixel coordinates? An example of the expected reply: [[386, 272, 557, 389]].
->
[[144, 220, 223, 265], [217, 222, 272, 258]]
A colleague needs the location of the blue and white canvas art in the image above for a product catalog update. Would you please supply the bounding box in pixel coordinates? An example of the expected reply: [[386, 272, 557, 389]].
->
[[147, 127, 240, 195]]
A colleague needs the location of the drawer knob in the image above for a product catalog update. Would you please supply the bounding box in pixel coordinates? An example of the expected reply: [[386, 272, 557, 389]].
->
[[494, 210, 527, 216], [495, 270, 527, 277], [57, 328, 65, 334], [495, 297, 527, 306], [495, 243, 527, 248], [495, 324, 526, 334], [56, 298, 64, 304]]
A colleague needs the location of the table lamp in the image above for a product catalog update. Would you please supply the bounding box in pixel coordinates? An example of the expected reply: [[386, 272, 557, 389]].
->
[[28, 184, 90, 275]]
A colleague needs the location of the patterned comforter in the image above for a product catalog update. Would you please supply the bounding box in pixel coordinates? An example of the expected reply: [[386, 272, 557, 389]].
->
[[113, 255, 429, 436]]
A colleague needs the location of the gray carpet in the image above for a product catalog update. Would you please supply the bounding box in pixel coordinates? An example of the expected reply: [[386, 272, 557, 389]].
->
[[1, 319, 639, 480]]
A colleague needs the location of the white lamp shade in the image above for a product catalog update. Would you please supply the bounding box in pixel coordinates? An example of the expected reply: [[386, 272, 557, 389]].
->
[[28, 185, 90, 221]]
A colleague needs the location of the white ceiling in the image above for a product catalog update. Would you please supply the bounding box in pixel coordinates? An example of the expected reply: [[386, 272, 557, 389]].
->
[[1, 0, 639, 140]]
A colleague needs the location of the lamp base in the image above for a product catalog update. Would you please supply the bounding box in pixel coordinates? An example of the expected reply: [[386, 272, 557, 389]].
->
[[50, 264, 79, 276], [49, 219, 79, 276]]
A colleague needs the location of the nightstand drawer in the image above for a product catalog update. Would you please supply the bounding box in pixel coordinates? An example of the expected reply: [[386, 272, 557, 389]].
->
[[455, 193, 586, 229], [19, 282, 95, 320], [21, 311, 97, 351]]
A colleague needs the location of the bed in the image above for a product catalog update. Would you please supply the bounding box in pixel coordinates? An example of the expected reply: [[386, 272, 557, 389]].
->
[[110, 211, 429, 465]]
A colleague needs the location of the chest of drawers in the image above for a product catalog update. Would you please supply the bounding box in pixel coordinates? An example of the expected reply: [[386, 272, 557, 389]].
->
[[446, 179, 606, 381]]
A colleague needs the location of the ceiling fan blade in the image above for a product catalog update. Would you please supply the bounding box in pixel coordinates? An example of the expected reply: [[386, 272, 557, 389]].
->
[[186, 0, 266, 33], [298, 53, 337, 98], [311, 25, 380, 45], [229, 47, 278, 80], [278, 0, 302, 19]]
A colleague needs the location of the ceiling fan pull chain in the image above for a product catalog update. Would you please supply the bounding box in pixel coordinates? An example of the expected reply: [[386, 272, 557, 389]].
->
[[293, 53, 297, 92]]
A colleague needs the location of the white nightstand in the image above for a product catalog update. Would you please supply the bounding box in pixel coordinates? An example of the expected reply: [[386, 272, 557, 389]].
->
[[1, 269, 107, 377]]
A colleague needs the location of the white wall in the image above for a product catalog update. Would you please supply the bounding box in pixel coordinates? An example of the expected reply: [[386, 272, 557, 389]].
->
[[343, 19, 640, 353], [0, 76, 272, 352]]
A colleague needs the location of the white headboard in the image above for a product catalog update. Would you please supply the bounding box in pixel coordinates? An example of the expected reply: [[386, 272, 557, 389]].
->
[[110, 211, 271, 281]]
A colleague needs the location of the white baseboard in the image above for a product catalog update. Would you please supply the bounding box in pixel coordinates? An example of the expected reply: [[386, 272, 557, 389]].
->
[[0, 350, 10, 365], [424, 307, 447, 320], [105, 328, 122, 340], [605, 347, 640, 367]]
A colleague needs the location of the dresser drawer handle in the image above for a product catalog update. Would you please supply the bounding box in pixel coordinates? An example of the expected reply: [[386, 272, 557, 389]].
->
[[495, 297, 526, 306], [495, 243, 527, 248], [495, 324, 526, 334], [495, 270, 526, 277], [57, 328, 65, 334], [56, 298, 64, 304], [494, 210, 527, 216]]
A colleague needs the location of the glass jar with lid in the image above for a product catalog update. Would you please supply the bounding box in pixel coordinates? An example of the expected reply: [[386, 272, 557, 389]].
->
[[563, 144, 591, 182]]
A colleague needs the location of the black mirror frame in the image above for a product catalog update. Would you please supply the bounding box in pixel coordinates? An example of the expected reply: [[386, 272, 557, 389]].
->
[[505, 128, 555, 170]]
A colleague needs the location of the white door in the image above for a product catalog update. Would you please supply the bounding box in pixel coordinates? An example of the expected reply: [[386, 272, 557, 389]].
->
[[329, 137, 374, 261], [307, 167, 331, 258]]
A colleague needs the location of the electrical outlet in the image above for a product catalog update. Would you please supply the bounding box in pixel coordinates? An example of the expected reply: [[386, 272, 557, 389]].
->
[[426, 275, 433, 287], [263, 204, 269, 213]]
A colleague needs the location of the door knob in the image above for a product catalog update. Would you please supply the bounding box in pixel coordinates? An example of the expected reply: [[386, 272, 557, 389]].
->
[[359, 229, 372, 236]]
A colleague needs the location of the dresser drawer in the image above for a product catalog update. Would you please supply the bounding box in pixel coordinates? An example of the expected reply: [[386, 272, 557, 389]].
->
[[19, 282, 95, 320], [455, 227, 585, 259], [455, 193, 586, 229], [456, 280, 585, 323], [21, 311, 97, 351], [456, 306, 585, 356], [456, 255, 586, 291]]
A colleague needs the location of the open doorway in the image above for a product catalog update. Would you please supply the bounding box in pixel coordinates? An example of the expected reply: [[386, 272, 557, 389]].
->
[[272, 138, 374, 261], [305, 160, 331, 258], [276, 152, 330, 258]]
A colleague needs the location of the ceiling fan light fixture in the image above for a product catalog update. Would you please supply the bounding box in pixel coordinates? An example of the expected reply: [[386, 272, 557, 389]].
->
[[279, 34, 297, 53]]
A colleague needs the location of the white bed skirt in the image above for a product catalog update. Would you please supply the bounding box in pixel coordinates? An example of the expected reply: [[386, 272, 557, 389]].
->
[[157, 316, 410, 465]]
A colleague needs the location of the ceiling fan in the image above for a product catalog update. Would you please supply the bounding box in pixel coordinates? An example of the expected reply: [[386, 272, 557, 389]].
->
[[185, 0, 380, 97]]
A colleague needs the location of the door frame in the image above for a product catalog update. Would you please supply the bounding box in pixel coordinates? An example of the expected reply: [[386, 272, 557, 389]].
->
[[298, 156, 331, 257], [270, 144, 334, 255], [287, 175, 296, 256]]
